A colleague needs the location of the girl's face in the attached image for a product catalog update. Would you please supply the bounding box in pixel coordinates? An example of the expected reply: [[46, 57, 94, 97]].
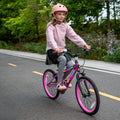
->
[[54, 12, 66, 22]]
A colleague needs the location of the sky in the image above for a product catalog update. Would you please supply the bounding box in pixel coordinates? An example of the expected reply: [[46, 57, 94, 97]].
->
[[101, 2, 120, 19]]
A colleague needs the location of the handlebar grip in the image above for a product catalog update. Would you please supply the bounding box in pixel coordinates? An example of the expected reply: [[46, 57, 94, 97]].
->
[[54, 51, 58, 53], [83, 47, 91, 51]]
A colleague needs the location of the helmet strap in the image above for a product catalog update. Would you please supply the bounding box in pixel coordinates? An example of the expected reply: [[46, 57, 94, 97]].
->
[[52, 13, 64, 23]]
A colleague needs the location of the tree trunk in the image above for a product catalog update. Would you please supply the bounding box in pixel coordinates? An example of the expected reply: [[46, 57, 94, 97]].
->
[[96, 13, 99, 31], [35, 16, 40, 40], [106, 0, 111, 31], [113, 0, 117, 32]]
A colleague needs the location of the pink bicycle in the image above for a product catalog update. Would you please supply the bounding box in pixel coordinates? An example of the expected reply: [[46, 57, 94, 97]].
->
[[43, 49, 100, 115]]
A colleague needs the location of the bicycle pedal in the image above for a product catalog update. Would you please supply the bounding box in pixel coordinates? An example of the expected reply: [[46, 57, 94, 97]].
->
[[59, 90, 66, 94]]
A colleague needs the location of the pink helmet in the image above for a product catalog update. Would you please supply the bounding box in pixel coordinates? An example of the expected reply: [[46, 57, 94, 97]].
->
[[52, 3, 68, 14]]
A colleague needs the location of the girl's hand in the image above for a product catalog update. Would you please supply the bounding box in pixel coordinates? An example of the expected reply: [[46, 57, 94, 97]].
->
[[55, 48, 63, 53], [84, 44, 91, 50]]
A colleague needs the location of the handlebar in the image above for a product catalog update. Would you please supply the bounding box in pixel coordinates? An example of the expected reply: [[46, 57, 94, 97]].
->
[[66, 48, 89, 57], [54, 48, 90, 58], [53, 48, 90, 66]]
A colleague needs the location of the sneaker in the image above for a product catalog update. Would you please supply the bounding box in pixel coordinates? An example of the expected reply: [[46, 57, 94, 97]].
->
[[68, 83, 72, 88], [64, 80, 72, 88], [56, 83, 67, 91]]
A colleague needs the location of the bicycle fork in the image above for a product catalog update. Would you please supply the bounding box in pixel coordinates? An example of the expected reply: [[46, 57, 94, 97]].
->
[[76, 73, 90, 97]]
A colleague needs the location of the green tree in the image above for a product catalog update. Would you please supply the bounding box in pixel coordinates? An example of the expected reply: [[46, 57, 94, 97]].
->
[[0, 0, 26, 42], [2, 0, 51, 43], [63, 0, 104, 33]]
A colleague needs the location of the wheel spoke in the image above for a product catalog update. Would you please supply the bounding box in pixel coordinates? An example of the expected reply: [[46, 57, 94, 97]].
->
[[76, 77, 100, 115], [43, 69, 59, 99]]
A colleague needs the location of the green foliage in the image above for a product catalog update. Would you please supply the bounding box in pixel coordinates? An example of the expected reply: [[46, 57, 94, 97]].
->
[[22, 42, 46, 54], [0, 0, 26, 42], [64, 0, 104, 31], [103, 47, 120, 63], [0, 40, 14, 49], [1, 0, 120, 42], [0, 0, 49, 43], [0, 41, 8, 48], [0, 0, 120, 63], [0, 40, 46, 54], [81, 32, 108, 60], [114, 47, 120, 62]]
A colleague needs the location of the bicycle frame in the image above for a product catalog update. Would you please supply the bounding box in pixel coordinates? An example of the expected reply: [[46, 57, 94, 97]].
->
[[47, 62, 80, 88], [63, 62, 79, 88]]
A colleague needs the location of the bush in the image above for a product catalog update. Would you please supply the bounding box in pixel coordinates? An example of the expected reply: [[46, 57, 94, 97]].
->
[[103, 47, 120, 63], [114, 47, 120, 62], [0, 41, 8, 48], [0, 41, 14, 49], [0, 41, 46, 54], [22, 42, 46, 54]]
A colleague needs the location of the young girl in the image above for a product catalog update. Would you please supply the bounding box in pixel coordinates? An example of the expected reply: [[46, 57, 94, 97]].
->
[[46, 3, 91, 91]]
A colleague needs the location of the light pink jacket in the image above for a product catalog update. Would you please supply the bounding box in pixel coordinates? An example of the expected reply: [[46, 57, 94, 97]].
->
[[46, 22, 86, 50]]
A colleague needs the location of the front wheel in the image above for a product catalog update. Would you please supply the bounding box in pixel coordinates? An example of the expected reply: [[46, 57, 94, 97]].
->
[[43, 69, 59, 100], [75, 76, 100, 115]]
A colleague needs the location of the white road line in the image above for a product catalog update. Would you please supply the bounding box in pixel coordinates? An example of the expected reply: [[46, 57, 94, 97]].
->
[[85, 67, 120, 76]]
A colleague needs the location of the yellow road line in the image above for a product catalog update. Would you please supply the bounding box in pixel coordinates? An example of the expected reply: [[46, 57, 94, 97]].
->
[[89, 89, 120, 102], [32, 71, 43, 76], [8, 63, 17, 67], [99, 91, 120, 101]]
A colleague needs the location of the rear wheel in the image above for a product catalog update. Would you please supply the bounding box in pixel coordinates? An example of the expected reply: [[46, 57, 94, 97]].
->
[[43, 69, 59, 99], [75, 76, 100, 115]]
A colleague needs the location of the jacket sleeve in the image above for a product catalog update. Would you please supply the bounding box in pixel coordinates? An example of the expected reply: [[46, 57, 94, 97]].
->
[[46, 24, 58, 50], [66, 24, 86, 48]]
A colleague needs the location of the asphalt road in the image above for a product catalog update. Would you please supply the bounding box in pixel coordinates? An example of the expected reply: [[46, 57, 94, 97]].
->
[[0, 53, 120, 120]]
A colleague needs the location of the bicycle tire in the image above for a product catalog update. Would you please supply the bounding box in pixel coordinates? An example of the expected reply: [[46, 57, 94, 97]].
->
[[75, 76, 100, 115], [43, 69, 59, 100]]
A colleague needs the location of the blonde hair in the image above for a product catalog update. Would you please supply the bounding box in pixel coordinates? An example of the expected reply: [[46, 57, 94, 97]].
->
[[47, 18, 67, 29], [51, 19, 66, 26]]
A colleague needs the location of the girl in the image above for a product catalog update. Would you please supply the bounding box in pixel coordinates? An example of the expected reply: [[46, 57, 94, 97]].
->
[[46, 3, 91, 91]]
